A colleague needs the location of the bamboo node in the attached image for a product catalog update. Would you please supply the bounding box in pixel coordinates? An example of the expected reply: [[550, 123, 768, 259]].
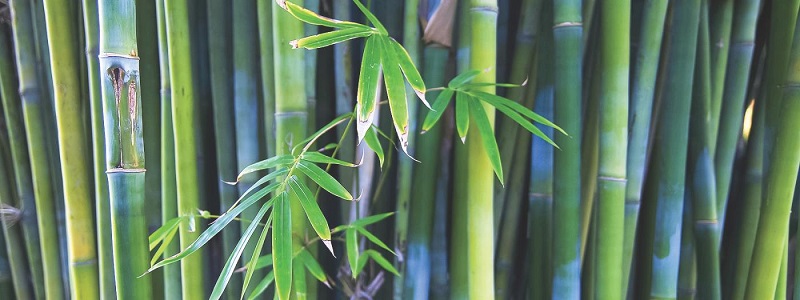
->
[[553, 22, 582, 29], [0, 204, 21, 226], [598, 175, 627, 183]]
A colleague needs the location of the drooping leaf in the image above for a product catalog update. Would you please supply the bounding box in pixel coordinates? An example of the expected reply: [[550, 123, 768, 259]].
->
[[288, 176, 334, 256], [242, 214, 274, 299], [346, 228, 359, 278], [246, 271, 275, 300], [352, 0, 388, 35], [469, 98, 504, 183], [149, 216, 183, 250], [211, 201, 272, 300], [364, 126, 385, 167], [301, 152, 357, 167], [455, 92, 470, 142], [470, 90, 566, 136], [291, 27, 375, 50], [280, 1, 371, 29], [227, 168, 289, 212], [356, 36, 383, 143], [297, 160, 354, 200], [471, 90, 559, 148], [352, 211, 394, 227], [148, 182, 282, 271], [150, 223, 180, 266], [273, 193, 293, 300], [421, 88, 454, 132], [355, 252, 370, 277], [298, 249, 330, 287], [389, 38, 428, 107], [235, 155, 295, 181], [236, 254, 273, 272], [380, 37, 411, 156], [448, 69, 483, 88], [355, 226, 395, 255], [295, 112, 353, 154], [364, 250, 400, 276]]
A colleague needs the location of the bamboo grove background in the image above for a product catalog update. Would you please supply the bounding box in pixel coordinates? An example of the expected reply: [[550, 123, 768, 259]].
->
[[0, 0, 799, 299]]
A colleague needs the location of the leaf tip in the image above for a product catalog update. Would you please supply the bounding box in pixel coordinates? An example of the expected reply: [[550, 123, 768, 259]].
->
[[323, 240, 336, 257], [289, 40, 300, 49], [416, 90, 431, 109]]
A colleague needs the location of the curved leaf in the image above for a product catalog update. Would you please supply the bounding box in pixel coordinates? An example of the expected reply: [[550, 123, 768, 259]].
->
[[365, 250, 400, 276], [448, 69, 482, 88], [149, 216, 183, 249], [421, 88, 454, 132], [380, 37, 411, 156], [288, 176, 334, 255], [298, 249, 330, 287], [273, 193, 293, 300], [389, 38, 428, 107], [355, 226, 395, 255], [228, 168, 289, 212], [246, 271, 274, 300], [346, 228, 359, 278], [470, 90, 566, 135], [297, 160, 354, 200], [291, 27, 374, 50], [356, 36, 383, 143], [475, 93, 558, 148], [301, 152, 357, 167], [469, 98, 503, 183], [352, 211, 394, 227], [295, 112, 353, 154], [364, 126, 385, 167], [235, 155, 295, 181], [281, 1, 371, 29], [455, 92, 470, 142], [242, 213, 274, 299], [352, 0, 388, 35]]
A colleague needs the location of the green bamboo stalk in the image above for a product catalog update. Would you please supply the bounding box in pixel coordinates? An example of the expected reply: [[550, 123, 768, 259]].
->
[[637, 0, 701, 298], [0, 124, 32, 300], [40, 0, 101, 297], [77, 0, 115, 296], [304, 0, 318, 136], [713, 0, 760, 241], [595, 0, 629, 297], [774, 235, 788, 300], [163, 0, 205, 297], [677, 200, 696, 300], [707, 0, 733, 156], [0, 18, 46, 300], [579, 46, 599, 261], [97, 0, 153, 298], [332, 0, 357, 227], [621, 0, 669, 293], [259, 0, 276, 161], [207, 0, 240, 298], [8, 0, 65, 298], [552, 0, 582, 296], [0, 229, 14, 299], [744, 17, 800, 298]]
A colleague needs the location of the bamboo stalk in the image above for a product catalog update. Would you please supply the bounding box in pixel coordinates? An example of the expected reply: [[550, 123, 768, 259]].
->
[[578, 46, 599, 261], [40, 0, 101, 297], [259, 0, 276, 161], [774, 235, 788, 300], [8, 0, 65, 298], [0, 229, 14, 299], [0, 123, 33, 300], [707, 0, 733, 156], [163, 0, 205, 297], [332, 0, 357, 227], [552, 0, 583, 296]]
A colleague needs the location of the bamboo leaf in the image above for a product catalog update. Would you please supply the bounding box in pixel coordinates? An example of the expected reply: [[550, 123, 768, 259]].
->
[[295, 112, 353, 154], [355, 226, 395, 255], [356, 36, 383, 143], [380, 37, 411, 156], [389, 38, 428, 107], [301, 152, 357, 167], [346, 228, 359, 278], [469, 98, 504, 183], [352, 0, 388, 35], [211, 201, 272, 300], [473, 93, 559, 149], [421, 89, 454, 132], [236, 254, 273, 272], [355, 253, 370, 277], [291, 27, 375, 50], [364, 250, 400, 276], [150, 224, 180, 266], [280, 1, 371, 29], [242, 214, 274, 299], [246, 271, 275, 300], [288, 176, 334, 256], [229, 168, 289, 212], [455, 92, 470, 142], [470, 90, 566, 136], [448, 69, 483, 88], [297, 160, 354, 200], [293, 259, 307, 299], [299, 249, 330, 287], [235, 155, 295, 181], [149, 216, 184, 250], [352, 211, 395, 227], [463, 82, 526, 89], [148, 182, 282, 271], [364, 126, 385, 167], [273, 193, 293, 300]]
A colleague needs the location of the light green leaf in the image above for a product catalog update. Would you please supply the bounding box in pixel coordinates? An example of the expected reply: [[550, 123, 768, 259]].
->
[[229, 168, 289, 211], [237, 254, 273, 272], [352, 211, 394, 227], [462, 81, 527, 89], [455, 92, 470, 142], [356, 36, 383, 143], [380, 37, 410, 156], [301, 152, 357, 167], [211, 201, 272, 300], [448, 69, 483, 88], [149, 216, 183, 250], [295, 112, 353, 154], [150, 223, 180, 266], [288, 176, 334, 255], [473, 92, 558, 149], [355, 252, 370, 277], [364, 126, 385, 167], [352, 0, 388, 35], [281, 1, 370, 29], [297, 160, 354, 200], [421, 88, 454, 132], [235, 155, 295, 181], [346, 228, 359, 278], [389, 38, 428, 107], [291, 27, 374, 50], [148, 182, 281, 271], [469, 98, 504, 183], [355, 226, 395, 255], [242, 214, 274, 299], [273, 193, 293, 300], [293, 259, 307, 299], [299, 249, 330, 287], [246, 271, 274, 300], [470, 90, 566, 136], [365, 250, 400, 276]]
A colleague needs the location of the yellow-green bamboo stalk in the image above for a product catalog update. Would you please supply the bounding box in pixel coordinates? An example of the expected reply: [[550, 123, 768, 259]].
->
[[0, 230, 14, 299], [41, 1, 101, 297]]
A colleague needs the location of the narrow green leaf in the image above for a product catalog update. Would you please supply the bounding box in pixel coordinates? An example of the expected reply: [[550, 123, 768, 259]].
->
[[421, 89, 455, 132], [281, 1, 371, 29], [242, 214, 274, 299], [295, 113, 353, 154], [299, 249, 330, 287], [352, 212, 395, 227], [380, 37, 411, 155], [291, 27, 374, 50], [356, 36, 383, 143], [448, 69, 483, 88], [149, 182, 282, 271], [352, 0, 388, 35], [389, 38, 428, 107], [355, 226, 395, 255], [470, 90, 566, 136], [288, 176, 334, 255], [469, 98, 504, 183], [455, 92, 470, 142], [211, 201, 272, 300], [293, 259, 307, 299], [149, 216, 183, 249], [236, 254, 273, 272], [246, 271, 275, 300], [346, 228, 359, 278], [301, 152, 357, 167], [355, 253, 370, 277], [475, 93, 558, 148], [297, 160, 354, 200], [364, 126, 385, 167], [365, 250, 400, 276], [273, 193, 293, 300], [235, 155, 295, 181], [229, 168, 289, 211], [463, 82, 526, 89], [150, 225, 180, 266]]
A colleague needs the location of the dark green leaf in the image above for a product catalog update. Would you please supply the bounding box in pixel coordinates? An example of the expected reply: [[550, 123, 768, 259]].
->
[[246, 271, 275, 300], [346, 228, 359, 278], [297, 160, 354, 200], [235, 155, 295, 181], [273, 193, 293, 300], [301, 152, 357, 167], [355, 226, 395, 255], [299, 249, 330, 287], [455, 92, 470, 142], [380, 37, 411, 155], [293, 259, 308, 299], [291, 27, 375, 50], [364, 126, 385, 167], [288, 176, 334, 255], [352, 212, 394, 227], [469, 98, 504, 183], [470, 90, 566, 136], [356, 36, 383, 143], [476, 94, 558, 149], [242, 214, 274, 298], [281, 1, 370, 29], [352, 0, 388, 35], [389, 38, 428, 107], [448, 69, 483, 88], [365, 250, 400, 276], [421, 89, 454, 132]]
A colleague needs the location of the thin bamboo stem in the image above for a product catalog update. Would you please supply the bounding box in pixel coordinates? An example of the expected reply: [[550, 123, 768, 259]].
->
[[707, 0, 733, 156], [0, 229, 14, 299], [0, 126, 33, 300]]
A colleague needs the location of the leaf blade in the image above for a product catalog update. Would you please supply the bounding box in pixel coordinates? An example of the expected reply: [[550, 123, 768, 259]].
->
[[455, 92, 470, 142], [291, 27, 374, 50], [468, 98, 504, 183], [380, 37, 411, 155], [389, 38, 428, 107], [356, 36, 383, 142], [421, 88, 454, 132], [297, 160, 354, 200], [273, 193, 293, 300], [288, 176, 334, 256]]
